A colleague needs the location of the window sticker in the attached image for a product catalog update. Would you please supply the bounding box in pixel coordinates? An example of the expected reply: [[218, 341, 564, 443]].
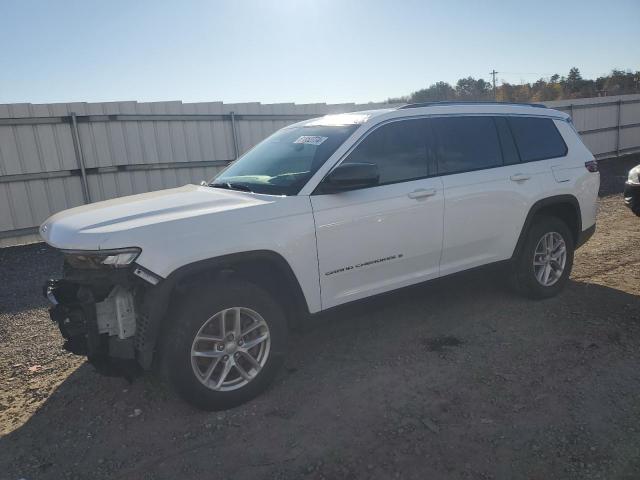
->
[[293, 135, 328, 146]]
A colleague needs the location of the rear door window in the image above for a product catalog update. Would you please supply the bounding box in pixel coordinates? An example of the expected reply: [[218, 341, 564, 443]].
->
[[432, 116, 502, 175], [508, 117, 568, 162]]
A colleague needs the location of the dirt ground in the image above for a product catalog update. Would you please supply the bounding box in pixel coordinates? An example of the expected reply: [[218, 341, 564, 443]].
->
[[1, 156, 639, 480]]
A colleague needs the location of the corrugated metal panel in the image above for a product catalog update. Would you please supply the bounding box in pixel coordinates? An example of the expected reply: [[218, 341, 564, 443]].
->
[[0, 96, 638, 247], [621, 125, 640, 151], [622, 100, 640, 126], [545, 94, 640, 158], [581, 130, 617, 157]]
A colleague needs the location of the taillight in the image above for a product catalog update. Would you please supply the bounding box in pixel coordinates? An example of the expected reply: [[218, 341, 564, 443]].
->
[[585, 160, 599, 173]]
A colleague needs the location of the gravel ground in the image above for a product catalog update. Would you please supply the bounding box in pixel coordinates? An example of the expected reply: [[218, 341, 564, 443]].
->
[[1, 155, 639, 480]]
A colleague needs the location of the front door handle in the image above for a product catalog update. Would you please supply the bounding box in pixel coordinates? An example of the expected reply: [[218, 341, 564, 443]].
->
[[408, 188, 437, 199], [510, 173, 531, 182]]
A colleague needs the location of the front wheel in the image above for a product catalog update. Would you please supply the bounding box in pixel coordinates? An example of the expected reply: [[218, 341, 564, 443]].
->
[[510, 215, 575, 299], [165, 279, 288, 410]]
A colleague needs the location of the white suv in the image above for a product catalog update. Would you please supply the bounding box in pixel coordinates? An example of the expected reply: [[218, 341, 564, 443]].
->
[[41, 102, 600, 409]]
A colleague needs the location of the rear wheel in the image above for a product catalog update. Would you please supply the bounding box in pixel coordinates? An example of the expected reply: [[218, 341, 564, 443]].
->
[[511, 215, 574, 299], [165, 279, 287, 410]]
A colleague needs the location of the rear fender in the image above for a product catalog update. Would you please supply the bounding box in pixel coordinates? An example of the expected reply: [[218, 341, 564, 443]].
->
[[511, 195, 582, 260]]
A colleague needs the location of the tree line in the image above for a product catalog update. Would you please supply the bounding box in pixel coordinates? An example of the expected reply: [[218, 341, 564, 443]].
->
[[387, 68, 640, 104]]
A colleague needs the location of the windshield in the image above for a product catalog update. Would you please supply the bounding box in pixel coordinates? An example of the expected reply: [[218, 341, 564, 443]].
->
[[211, 124, 358, 195]]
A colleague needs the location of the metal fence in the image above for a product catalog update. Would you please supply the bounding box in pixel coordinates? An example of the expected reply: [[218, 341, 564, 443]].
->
[[1, 94, 639, 247], [0, 100, 393, 247], [545, 94, 640, 159]]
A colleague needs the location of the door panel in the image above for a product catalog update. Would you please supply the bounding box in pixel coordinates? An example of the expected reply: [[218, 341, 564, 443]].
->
[[312, 177, 444, 308], [434, 116, 542, 276], [439, 165, 540, 276]]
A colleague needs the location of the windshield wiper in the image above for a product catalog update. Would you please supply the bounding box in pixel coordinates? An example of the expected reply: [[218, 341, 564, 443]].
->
[[209, 182, 253, 192]]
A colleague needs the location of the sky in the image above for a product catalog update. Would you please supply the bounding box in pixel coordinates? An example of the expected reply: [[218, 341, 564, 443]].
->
[[0, 0, 638, 105]]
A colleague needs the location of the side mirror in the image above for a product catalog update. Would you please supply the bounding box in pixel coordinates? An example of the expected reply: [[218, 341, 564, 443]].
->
[[321, 162, 379, 193]]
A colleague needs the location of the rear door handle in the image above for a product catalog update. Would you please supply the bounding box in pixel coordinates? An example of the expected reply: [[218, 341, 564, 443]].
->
[[408, 188, 437, 199], [510, 173, 531, 182]]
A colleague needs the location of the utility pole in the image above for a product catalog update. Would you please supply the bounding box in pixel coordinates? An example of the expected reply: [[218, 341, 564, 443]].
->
[[490, 69, 498, 100]]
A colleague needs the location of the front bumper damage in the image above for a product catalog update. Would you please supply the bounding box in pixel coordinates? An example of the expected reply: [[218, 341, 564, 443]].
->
[[44, 264, 168, 374]]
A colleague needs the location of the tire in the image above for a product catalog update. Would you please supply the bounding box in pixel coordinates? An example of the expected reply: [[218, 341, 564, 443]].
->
[[510, 215, 574, 299], [164, 278, 288, 410]]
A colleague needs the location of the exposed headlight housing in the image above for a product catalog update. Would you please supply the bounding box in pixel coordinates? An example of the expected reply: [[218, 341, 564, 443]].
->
[[628, 165, 640, 185], [64, 248, 141, 269]]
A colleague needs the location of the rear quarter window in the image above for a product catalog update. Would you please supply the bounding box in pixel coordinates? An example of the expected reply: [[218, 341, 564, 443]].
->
[[508, 117, 568, 162]]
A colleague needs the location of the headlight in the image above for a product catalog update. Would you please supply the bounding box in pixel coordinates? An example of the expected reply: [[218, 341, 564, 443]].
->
[[64, 248, 141, 269], [628, 165, 640, 185]]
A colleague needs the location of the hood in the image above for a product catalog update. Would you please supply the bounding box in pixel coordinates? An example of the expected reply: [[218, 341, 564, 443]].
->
[[40, 184, 274, 250]]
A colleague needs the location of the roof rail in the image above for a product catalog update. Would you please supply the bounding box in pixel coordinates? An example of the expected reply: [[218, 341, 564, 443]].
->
[[398, 101, 547, 109]]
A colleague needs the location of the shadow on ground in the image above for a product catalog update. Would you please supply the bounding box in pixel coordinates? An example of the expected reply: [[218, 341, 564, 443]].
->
[[2, 267, 639, 480]]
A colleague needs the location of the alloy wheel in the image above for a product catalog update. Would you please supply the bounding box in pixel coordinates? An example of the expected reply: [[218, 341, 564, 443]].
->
[[533, 231, 567, 287], [190, 307, 271, 391]]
